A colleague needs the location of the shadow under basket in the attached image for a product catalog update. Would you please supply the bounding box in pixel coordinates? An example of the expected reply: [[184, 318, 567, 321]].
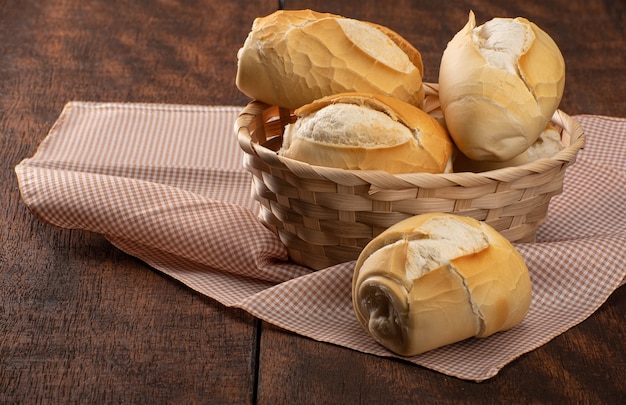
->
[[235, 86, 585, 270]]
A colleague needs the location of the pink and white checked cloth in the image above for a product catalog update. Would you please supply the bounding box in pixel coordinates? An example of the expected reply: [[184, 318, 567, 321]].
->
[[15, 102, 626, 381]]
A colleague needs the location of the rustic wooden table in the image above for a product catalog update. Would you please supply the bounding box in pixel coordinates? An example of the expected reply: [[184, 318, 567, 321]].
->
[[2, 0, 625, 403]]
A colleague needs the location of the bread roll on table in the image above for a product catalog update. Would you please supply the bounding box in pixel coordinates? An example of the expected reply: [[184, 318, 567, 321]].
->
[[352, 213, 532, 356]]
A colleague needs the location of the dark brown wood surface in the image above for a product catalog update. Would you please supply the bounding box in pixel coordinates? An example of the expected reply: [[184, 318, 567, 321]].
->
[[1, 0, 624, 403]]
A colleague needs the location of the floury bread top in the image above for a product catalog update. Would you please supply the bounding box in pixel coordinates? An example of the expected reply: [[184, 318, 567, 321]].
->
[[280, 93, 453, 174]]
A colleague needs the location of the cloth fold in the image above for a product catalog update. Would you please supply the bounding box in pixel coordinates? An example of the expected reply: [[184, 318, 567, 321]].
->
[[15, 102, 626, 382]]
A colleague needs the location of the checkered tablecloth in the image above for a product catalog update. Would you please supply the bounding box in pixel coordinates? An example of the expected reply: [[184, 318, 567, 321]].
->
[[15, 102, 626, 381]]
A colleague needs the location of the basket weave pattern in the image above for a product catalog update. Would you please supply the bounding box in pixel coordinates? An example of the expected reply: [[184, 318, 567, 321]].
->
[[236, 85, 585, 270]]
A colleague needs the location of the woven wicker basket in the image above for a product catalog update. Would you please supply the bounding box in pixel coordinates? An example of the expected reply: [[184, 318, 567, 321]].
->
[[235, 84, 585, 270]]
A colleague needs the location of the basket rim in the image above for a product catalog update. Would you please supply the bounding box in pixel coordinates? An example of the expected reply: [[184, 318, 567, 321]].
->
[[235, 83, 585, 190]]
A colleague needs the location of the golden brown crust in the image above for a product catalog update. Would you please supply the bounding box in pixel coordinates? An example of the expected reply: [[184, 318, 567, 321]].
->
[[352, 213, 532, 356], [365, 22, 425, 77], [236, 10, 425, 109], [438, 11, 565, 161], [284, 93, 453, 174]]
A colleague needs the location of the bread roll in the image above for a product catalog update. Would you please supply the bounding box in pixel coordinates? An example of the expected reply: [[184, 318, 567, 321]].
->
[[438, 11, 565, 161], [453, 123, 565, 172], [352, 213, 532, 356], [280, 93, 453, 174], [236, 9, 425, 110]]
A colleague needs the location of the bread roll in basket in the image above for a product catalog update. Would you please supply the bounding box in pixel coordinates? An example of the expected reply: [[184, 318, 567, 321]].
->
[[235, 84, 585, 270]]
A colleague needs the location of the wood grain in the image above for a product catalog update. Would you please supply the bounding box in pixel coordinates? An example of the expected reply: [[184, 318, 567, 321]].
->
[[258, 288, 626, 403], [1, 0, 276, 403], [285, 0, 626, 117], [1, 0, 625, 403]]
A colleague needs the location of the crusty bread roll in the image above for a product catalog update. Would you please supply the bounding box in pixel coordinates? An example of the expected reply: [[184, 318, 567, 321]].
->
[[453, 123, 565, 172], [439, 11, 565, 162], [236, 9, 425, 110], [352, 213, 532, 356], [280, 93, 453, 174]]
